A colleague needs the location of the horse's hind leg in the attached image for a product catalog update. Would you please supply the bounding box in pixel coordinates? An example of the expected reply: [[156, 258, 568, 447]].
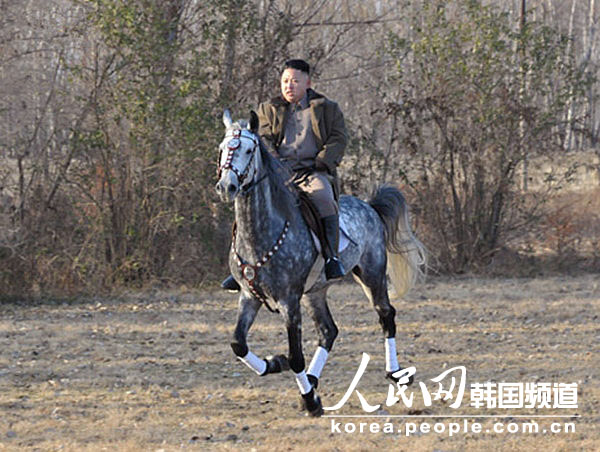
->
[[353, 261, 414, 385], [231, 294, 289, 376], [301, 288, 339, 389]]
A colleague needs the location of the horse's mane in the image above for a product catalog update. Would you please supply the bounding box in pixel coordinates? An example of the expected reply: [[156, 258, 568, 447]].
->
[[257, 138, 300, 221]]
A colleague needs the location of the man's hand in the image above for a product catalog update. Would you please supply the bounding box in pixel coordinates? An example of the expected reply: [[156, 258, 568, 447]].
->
[[293, 167, 315, 185]]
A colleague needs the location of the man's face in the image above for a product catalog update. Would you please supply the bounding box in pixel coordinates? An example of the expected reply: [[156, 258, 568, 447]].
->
[[281, 68, 310, 104]]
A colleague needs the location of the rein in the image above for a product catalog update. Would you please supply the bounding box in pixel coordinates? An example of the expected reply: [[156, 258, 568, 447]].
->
[[240, 172, 268, 195]]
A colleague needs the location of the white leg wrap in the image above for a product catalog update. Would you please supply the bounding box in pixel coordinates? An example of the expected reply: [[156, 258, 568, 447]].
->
[[307, 346, 329, 379], [294, 370, 312, 395], [385, 337, 399, 372], [239, 351, 267, 375]]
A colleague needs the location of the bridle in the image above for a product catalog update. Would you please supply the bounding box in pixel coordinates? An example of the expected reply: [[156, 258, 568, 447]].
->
[[217, 128, 262, 191]]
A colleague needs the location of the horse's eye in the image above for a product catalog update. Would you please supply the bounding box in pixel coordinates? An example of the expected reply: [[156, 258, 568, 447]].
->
[[246, 148, 253, 155]]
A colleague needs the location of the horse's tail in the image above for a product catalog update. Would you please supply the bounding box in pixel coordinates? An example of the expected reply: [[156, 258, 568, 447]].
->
[[368, 184, 427, 299]]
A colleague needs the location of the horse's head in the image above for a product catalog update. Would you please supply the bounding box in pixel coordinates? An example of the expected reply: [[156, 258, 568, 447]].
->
[[215, 110, 261, 202]]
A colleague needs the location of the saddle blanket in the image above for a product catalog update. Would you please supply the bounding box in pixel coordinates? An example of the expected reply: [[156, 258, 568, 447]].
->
[[309, 215, 351, 255]]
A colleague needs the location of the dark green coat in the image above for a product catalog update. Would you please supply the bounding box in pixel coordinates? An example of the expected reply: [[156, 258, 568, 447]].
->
[[257, 88, 347, 198]]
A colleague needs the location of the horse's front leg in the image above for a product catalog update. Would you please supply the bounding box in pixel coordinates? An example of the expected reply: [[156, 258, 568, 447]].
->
[[281, 298, 324, 417], [301, 288, 338, 391], [231, 293, 289, 376]]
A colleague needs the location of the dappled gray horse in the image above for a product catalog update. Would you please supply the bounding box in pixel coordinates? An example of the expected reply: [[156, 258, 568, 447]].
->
[[215, 110, 426, 416]]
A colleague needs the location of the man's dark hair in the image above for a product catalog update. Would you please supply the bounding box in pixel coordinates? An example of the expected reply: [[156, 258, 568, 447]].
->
[[283, 59, 310, 75]]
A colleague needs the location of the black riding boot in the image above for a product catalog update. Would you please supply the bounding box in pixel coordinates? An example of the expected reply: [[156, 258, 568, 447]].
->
[[221, 274, 241, 292], [321, 214, 345, 280]]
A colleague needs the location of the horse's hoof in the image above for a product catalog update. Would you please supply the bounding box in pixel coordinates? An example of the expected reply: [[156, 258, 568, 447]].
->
[[386, 369, 415, 386], [264, 354, 290, 374], [301, 388, 323, 417], [307, 374, 319, 390], [221, 275, 241, 292]]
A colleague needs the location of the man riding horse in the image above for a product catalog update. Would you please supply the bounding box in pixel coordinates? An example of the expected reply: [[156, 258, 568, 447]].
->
[[222, 59, 347, 291]]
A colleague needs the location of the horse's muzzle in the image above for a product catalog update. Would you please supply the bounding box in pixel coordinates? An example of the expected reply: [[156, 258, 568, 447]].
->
[[215, 177, 239, 202]]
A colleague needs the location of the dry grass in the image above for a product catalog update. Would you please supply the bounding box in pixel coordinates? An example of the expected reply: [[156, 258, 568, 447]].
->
[[0, 275, 598, 451]]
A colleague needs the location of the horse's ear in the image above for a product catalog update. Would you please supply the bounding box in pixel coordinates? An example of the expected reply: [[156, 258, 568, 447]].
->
[[249, 110, 259, 133], [223, 109, 233, 129]]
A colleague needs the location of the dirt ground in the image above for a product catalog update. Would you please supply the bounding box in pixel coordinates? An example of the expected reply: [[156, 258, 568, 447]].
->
[[0, 274, 598, 451]]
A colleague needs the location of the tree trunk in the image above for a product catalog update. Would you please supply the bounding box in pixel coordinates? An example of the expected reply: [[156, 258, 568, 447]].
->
[[564, 0, 578, 151], [520, 0, 528, 190]]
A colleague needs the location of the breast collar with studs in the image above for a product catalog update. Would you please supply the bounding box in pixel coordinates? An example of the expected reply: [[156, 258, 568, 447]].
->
[[231, 220, 290, 313]]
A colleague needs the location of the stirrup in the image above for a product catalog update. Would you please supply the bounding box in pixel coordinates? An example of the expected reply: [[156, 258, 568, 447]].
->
[[221, 275, 241, 292], [324, 257, 345, 280]]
